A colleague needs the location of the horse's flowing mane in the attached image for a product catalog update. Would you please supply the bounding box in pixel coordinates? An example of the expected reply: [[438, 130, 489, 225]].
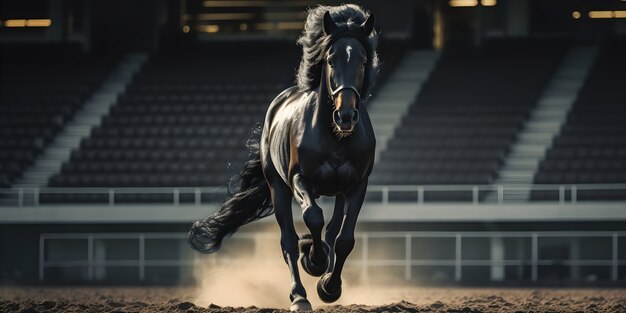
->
[[296, 4, 379, 97]]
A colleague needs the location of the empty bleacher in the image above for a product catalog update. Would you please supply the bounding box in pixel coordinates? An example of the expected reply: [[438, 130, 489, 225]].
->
[[45, 43, 297, 200], [371, 39, 408, 92], [0, 45, 115, 188], [370, 39, 568, 200], [532, 37, 626, 201], [41, 41, 404, 203]]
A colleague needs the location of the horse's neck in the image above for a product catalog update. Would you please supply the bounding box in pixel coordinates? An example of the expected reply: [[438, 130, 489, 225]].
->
[[311, 83, 334, 130]]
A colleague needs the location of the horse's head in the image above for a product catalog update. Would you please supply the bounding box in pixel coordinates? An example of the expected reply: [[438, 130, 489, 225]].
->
[[323, 11, 375, 137]]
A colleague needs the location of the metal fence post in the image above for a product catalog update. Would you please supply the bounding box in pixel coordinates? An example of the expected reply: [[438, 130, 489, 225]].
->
[[559, 186, 565, 204], [531, 233, 538, 283], [472, 186, 478, 205], [194, 188, 201, 206], [173, 188, 180, 206], [108, 189, 114, 206], [39, 235, 45, 281], [405, 233, 412, 280], [571, 186, 577, 204], [87, 235, 94, 281], [139, 234, 145, 281], [497, 186, 503, 204], [18, 188, 23, 207], [455, 234, 462, 282], [361, 233, 369, 283], [34, 188, 39, 206], [612, 233, 618, 282], [382, 187, 389, 206], [418, 187, 424, 205]]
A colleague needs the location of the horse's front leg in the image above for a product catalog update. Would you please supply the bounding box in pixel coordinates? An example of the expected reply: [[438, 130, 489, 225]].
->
[[292, 173, 329, 277], [270, 178, 311, 311], [325, 194, 345, 273], [317, 179, 367, 303]]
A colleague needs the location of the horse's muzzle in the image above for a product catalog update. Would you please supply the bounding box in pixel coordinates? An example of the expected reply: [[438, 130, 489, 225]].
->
[[333, 108, 359, 132]]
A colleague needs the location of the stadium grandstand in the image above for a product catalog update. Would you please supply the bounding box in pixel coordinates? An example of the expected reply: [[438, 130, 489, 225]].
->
[[1, 0, 626, 287]]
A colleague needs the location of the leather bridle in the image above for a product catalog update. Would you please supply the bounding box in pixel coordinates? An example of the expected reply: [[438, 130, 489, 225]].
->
[[325, 24, 371, 103], [328, 84, 362, 101]]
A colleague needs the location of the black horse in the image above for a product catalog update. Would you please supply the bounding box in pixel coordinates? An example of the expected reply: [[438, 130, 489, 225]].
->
[[189, 4, 378, 311]]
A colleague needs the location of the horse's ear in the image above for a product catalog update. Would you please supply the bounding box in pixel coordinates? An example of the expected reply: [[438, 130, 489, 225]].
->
[[361, 14, 375, 36], [323, 11, 337, 35]]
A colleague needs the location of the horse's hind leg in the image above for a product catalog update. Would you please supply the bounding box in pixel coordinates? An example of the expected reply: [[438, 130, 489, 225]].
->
[[270, 179, 311, 311], [317, 180, 367, 303], [292, 174, 329, 277]]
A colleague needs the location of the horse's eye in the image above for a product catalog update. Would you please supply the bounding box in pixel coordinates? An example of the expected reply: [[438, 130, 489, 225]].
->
[[361, 61, 367, 67]]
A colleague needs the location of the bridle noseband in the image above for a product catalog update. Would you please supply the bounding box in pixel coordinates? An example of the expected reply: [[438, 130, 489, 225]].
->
[[328, 84, 362, 101]]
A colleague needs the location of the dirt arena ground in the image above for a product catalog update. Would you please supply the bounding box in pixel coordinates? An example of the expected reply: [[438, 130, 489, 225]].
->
[[1, 286, 625, 313], [3, 232, 624, 312]]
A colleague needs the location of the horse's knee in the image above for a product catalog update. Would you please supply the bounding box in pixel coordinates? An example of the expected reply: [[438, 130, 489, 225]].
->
[[302, 205, 324, 231], [281, 233, 298, 252], [282, 230, 298, 244], [334, 236, 355, 258]]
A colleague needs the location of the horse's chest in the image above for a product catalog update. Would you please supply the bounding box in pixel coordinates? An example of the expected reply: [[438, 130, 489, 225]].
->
[[304, 153, 361, 195]]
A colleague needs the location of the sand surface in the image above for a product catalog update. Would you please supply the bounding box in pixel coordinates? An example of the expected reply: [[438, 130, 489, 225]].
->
[[1, 286, 625, 313]]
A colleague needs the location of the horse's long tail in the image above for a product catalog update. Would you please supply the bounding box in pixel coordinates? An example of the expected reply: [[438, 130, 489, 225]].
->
[[188, 126, 273, 253]]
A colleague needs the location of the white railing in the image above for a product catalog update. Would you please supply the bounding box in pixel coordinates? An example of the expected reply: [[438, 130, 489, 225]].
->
[[1, 186, 228, 207], [3, 184, 626, 207], [39, 231, 626, 283]]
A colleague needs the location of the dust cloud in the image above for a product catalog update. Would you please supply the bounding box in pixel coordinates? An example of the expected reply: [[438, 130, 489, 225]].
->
[[191, 225, 412, 309]]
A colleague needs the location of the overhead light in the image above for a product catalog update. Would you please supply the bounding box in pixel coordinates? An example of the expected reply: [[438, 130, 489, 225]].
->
[[182, 25, 190, 33], [3, 19, 52, 27], [276, 22, 303, 30], [589, 11, 613, 19], [588, 10, 626, 19], [255, 22, 275, 31], [198, 25, 219, 33], [203, 1, 314, 8], [196, 13, 255, 21], [449, 0, 478, 7], [572, 11, 581, 19], [263, 12, 307, 20], [481, 0, 497, 7]]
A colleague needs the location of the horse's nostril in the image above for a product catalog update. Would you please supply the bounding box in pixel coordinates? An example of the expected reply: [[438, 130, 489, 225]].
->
[[334, 110, 342, 123], [352, 110, 359, 123]]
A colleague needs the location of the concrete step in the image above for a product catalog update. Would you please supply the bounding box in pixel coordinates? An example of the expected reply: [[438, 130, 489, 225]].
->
[[516, 137, 553, 145], [9, 53, 148, 188], [52, 138, 84, 147], [72, 116, 103, 125], [510, 144, 546, 154], [499, 170, 535, 179], [392, 72, 430, 80], [369, 123, 399, 131], [370, 50, 439, 162], [525, 120, 562, 129], [500, 163, 536, 171], [529, 108, 568, 117], [369, 99, 415, 108], [370, 116, 403, 126], [516, 132, 552, 142], [488, 46, 599, 202]]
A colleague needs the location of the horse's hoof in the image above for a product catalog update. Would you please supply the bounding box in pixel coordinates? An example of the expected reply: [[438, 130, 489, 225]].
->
[[289, 296, 312, 312], [317, 273, 341, 303], [298, 234, 329, 277]]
